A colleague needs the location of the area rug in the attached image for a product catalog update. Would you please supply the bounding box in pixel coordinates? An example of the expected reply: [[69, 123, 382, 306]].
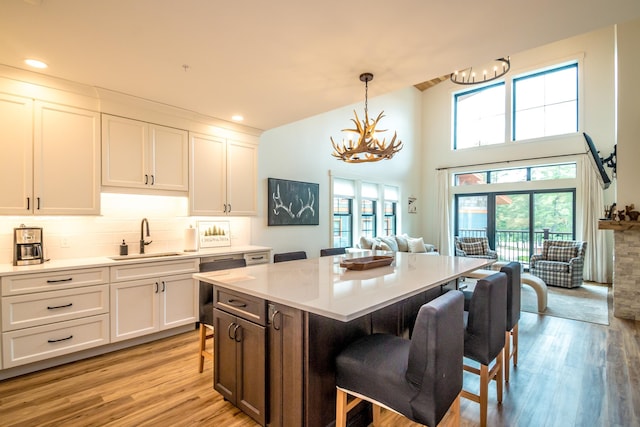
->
[[521, 281, 610, 325]]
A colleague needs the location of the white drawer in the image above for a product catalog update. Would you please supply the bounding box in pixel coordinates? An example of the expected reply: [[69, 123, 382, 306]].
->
[[2, 285, 109, 331], [110, 258, 199, 283], [1, 267, 109, 296], [2, 314, 109, 368], [244, 251, 270, 265]]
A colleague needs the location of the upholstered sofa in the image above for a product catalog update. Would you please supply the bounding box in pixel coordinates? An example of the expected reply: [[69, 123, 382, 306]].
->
[[529, 240, 586, 288], [454, 236, 498, 260], [358, 234, 437, 254]]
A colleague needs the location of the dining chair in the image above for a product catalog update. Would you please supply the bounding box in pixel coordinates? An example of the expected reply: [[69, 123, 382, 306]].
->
[[320, 247, 346, 257]]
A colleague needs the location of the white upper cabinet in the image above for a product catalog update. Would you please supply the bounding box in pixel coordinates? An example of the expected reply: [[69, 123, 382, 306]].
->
[[0, 95, 100, 215], [189, 132, 257, 216], [101, 114, 188, 192]]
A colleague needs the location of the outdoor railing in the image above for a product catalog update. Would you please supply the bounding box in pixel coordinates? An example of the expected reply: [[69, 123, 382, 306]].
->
[[458, 228, 573, 265]]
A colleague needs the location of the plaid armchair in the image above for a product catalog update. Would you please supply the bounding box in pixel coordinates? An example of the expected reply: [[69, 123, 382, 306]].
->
[[530, 240, 586, 288], [454, 236, 498, 260]]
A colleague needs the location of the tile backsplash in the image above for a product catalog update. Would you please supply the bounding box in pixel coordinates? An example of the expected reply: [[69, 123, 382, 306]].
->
[[0, 193, 251, 264]]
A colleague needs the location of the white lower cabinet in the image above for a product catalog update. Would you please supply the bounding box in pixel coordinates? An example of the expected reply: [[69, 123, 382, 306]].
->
[[109, 259, 198, 342], [2, 314, 109, 368], [0, 267, 110, 369]]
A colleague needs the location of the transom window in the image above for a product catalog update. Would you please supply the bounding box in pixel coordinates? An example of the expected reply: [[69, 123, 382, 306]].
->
[[454, 82, 505, 149], [455, 163, 576, 186]]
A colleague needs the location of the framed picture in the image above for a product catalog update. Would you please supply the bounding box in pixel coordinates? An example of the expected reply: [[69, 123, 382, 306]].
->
[[198, 221, 231, 248], [268, 178, 319, 226], [408, 196, 417, 214]]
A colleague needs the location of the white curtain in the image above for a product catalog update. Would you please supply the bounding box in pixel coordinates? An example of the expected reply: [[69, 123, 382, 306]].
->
[[581, 155, 610, 283], [436, 169, 452, 255]]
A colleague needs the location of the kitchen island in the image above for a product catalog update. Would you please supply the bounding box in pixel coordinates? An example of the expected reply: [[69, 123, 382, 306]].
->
[[194, 252, 489, 427]]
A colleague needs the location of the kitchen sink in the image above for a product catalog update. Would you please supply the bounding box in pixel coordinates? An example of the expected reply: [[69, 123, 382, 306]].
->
[[109, 251, 187, 261]]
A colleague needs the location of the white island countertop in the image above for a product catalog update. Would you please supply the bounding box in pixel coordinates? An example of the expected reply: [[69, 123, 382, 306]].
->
[[194, 252, 490, 322]]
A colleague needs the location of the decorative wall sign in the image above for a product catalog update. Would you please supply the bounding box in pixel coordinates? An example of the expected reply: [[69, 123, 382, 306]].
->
[[268, 178, 319, 226], [198, 221, 231, 247], [408, 196, 417, 214]]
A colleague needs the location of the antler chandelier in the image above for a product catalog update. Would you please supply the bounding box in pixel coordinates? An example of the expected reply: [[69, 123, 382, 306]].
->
[[450, 57, 511, 85], [330, 73, 403, 163]]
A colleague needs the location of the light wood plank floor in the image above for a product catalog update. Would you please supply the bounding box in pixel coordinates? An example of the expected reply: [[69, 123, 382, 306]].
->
[[1, 306, 639, 427]]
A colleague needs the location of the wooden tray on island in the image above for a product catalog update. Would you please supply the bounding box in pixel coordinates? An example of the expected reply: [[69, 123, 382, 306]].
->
[[339, 255, 394, 271]]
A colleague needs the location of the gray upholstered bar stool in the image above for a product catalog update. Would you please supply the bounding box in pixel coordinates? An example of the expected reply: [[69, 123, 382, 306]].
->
[[499, 262, 521, 382], [335, 291, 464, 427], [273, 251, 307, 263], [320, 247, 346, 257], [462, 272, 507, 427]]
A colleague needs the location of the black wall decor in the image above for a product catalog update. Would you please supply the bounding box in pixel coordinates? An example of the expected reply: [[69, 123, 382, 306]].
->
[[268, 178, 319, 226]]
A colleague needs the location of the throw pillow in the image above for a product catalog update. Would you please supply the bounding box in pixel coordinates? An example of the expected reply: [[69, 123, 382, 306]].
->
[[378, 235, 399, 252], [359, 236, 375, 249], [547, 245, 576, 262], [408, 237, 427, 253], [460, 241, 485, 256], [395, 234, 409, 252], [372, 239, 392, 251]]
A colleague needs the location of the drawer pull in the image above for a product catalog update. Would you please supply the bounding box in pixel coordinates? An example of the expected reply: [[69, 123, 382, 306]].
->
[[227, 299, 247, 308], [251, 256, 264, 260], [48, 335, 73, 343], [47, 303, 73, 310], [46, 278, 73, 283]]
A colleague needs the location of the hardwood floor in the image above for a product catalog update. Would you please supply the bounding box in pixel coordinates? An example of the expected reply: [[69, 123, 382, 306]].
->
[[1, 307, 639, 427]]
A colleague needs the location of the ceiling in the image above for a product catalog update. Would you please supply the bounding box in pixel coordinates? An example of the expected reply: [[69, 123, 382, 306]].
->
[[1, 0, 640, 132]]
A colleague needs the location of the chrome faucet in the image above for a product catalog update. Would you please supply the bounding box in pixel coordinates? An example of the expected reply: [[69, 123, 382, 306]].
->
[[140, 218, 152, 254]]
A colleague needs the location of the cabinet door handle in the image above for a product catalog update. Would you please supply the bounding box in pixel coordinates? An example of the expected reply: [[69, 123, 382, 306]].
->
[[233, 324, 242, 342], [271, 309, 281, 331], [151, 175, 155, 185], [145, 174, 149, 185], [223, 204, 227, 213], [46, 278, 73, 283], [47, 303, 73, 310], [226, 299, 247, 308], [227, 204, 231, 213], [155, 282, 159, 293], [37, 197, 41, 210], [48, 335, 73, 343], [161, 281, 166, 292], [227, 322, 236, 340], [27, 197, 30, 210]]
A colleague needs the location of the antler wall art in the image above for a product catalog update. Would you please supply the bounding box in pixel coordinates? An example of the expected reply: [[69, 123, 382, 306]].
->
[[268, 178, 319, 226]]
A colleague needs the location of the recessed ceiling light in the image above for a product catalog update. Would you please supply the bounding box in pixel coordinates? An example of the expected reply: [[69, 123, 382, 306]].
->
[[231, 115, 244, 122], [25, 59, 48, 69]]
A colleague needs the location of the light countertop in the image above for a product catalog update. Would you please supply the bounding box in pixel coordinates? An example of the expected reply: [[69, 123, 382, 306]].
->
[[0, 245, 271, 276], [194, 252, 490, 322]]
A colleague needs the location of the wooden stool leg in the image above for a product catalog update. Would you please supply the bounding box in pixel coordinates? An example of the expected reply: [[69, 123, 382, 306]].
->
[[513, 323, 519, 366], [480, 363, 489, 427], [198, 323, 206, 373], [504, 330, 511, 382], [335, 389, 348, 427], [372, 403, 381, 426], [496, 351, 503, 404]]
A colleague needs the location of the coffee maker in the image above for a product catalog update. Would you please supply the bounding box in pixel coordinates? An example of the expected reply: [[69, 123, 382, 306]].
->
[[14, 225, 44, 266]]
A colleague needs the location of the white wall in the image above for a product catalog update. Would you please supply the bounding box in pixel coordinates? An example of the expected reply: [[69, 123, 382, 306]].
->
[[251, 86, 424, 258], [420, 26, 617, 256], [616, 18, 640, 208]]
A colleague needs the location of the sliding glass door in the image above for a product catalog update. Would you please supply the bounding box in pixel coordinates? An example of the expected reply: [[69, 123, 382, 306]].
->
[[455, 189, 575, 264]]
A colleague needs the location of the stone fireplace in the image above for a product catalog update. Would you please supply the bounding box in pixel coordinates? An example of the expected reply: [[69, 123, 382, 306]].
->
[[604, 223, 640, 321]]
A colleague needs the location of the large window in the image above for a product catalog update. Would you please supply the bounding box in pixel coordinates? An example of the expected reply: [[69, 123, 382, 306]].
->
[[513, 63, 578, 141], [333, 197, 353, 248], [453, 61, 579, 149], [331, 178, 400, 247]]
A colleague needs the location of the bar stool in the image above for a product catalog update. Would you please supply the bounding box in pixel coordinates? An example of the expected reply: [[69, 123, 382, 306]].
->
[[335, 291, 464, 427], [320, 247, 346, 257], [462, 272, 507, 427], [273, 251, 307, 263], [499, 262, 521, 382], [198, 258, 247, 373]]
